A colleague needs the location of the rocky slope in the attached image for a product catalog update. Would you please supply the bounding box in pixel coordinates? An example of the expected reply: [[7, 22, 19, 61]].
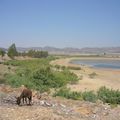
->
[[0, 85, 120, 120]]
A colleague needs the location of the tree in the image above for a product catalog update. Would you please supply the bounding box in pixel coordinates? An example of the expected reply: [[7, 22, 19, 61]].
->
[[27, 50, 48, 58], [7, 43, 18, 59], [0, 49, 5, 58]]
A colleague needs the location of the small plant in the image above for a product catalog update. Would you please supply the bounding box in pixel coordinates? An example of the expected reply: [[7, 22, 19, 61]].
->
[[97, 86, 120, 105], [54, 65, 61, 70], [79, 75, 83, 80], [61, 66, 66, 70], [67, 66, 81, 70], [53, 87, 82, 100], [89, 72, 97, 79], [82, 91, 97, 102]]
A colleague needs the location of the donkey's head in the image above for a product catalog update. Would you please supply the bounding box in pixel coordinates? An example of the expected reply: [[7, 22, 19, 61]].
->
[[16, 96, 21, 105]]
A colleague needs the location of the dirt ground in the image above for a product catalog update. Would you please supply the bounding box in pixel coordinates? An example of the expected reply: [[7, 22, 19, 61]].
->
[[0, 85, 120, 120]]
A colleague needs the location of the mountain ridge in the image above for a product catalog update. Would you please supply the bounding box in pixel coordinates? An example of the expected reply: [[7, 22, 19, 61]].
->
[[1, 46, 120, 54]]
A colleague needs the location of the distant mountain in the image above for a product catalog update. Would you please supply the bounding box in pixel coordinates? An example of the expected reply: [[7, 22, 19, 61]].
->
[[80, 47, 120, 53], [17, 46, 120, 55], [1, 46, 120, 55]]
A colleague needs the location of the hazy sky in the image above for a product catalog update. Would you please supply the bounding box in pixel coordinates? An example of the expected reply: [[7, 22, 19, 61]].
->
[[0, 0, 120, 48]]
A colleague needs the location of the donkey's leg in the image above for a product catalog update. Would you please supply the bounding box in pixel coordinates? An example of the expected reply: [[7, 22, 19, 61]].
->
[[28, 96, 32, 105], [22, 97, 24, 104], [25, 97, 27, 104]]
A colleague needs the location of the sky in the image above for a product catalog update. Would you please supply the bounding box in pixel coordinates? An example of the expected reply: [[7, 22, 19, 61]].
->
[[0, 0, 120, 48]]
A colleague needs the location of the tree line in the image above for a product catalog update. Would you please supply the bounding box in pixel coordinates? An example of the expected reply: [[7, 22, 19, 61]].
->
[[0, 43, 48, 59]]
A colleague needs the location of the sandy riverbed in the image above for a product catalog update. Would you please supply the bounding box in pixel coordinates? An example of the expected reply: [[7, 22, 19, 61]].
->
[[51, 57, 120, 92]]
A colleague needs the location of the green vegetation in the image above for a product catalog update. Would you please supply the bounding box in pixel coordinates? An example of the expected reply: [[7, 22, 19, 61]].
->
[[0, 49, 6, 57], [18, 50, 48, 58], [7, 43, 18, 59], [54, 65, 81, 71], [7, 43, 48, 59], [97, 86, 120, 105], [54, 87, 97, 102], [54, 86, 120, 104], [3, 57, 78, 93], [53, 87, 82, 100], [82, 91, 97, 102], [27, 50, 48, 58]]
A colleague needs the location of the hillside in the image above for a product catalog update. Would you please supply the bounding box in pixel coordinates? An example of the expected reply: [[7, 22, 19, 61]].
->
[[0, 85, 120, 120]]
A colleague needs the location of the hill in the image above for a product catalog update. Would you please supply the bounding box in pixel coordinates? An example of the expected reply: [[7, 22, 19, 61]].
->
[[17, 46, 120, 55]]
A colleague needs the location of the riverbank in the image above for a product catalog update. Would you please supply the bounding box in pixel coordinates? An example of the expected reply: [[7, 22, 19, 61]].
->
[[51, 57, 120, 92]]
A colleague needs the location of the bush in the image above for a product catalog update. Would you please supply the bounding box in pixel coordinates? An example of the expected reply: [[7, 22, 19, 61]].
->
[[53, 87, 82, 100], [54, 86, 120, 104], [53, 87, 71, 98], [97, 86, 120, 104], [54, 65, 61, 70], [4, 60, 20, 66], [54, 88, 97, 102], [89, 72, 97, 79], [32, 68, 56, 87], [67, 66, 81, 70], [82, 91, 97, 102], [61, 66, 66, 70]]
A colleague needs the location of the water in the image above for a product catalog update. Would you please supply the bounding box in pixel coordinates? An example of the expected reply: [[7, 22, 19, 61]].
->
[[71, 59, 120, 69]]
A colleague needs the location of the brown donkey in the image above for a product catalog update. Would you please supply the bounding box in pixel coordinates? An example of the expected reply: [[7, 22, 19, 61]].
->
[[16, 88, 32, 105]]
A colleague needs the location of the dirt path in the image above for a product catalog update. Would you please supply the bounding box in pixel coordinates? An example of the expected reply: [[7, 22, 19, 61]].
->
[[51, 57, 120, 92]]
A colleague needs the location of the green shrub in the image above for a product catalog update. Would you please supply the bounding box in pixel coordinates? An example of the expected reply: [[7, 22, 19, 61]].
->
[[54, 86, 120, 104], [54, 88, 97, 102], [32, 68, 56, 87], [61, 66, 66, 70], [68, 91, 82, 100], [97, 86, 120, 104], [16, 68, 31, 77], [53, 87, 82, 100], [53, 87, 71, 98], [54, 65, 61, 70], [4, 60, 20, 66], [82, 91, 97, 102]]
